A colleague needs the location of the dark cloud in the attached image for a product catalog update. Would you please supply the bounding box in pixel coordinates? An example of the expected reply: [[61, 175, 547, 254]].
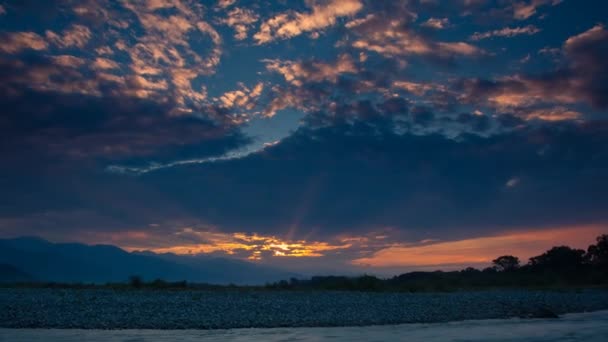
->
[[85, 122, 590, 243], [455, 113, 492, 132], [563, 24, 608, 109], [0, 53, 248, 165], [457, 25, 608, 113], [302, 98, 409, 132], [496, 113, 526, 128], [203, 124, 608, 236], [411, 106, 435, 126], [18, 120, 599, 243]]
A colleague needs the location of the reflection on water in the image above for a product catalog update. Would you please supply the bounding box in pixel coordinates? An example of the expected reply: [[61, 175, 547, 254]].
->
[[2, 310, 608, 342]]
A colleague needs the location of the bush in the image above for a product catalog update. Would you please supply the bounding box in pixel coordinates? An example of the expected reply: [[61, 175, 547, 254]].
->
[[129, 275, 143, 289]]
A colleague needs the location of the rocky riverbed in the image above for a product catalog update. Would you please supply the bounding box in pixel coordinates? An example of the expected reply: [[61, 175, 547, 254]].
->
[[2, 289, 608, 329]]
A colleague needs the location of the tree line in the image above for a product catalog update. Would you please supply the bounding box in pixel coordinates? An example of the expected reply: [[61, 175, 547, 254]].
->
[[4, 234, 606, 292], [266, 234, 608, 292]]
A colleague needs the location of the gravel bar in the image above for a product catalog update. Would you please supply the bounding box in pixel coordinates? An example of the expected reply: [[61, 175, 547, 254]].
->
[[2, 289, 608, 329]]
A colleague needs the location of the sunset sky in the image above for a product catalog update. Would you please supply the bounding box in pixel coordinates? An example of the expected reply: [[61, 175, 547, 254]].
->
[[0, 0, 607, 275]]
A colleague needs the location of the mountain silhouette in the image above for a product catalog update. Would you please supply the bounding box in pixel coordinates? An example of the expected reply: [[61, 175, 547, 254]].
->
[[0, 263, 33, 283], [0, 237, 297, 285]]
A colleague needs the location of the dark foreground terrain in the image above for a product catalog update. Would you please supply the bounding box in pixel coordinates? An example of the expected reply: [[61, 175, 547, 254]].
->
[[2, 289, 608, 329]]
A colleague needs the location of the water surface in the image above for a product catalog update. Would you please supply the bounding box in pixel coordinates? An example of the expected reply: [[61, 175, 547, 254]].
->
[[2, 310, 607, 342]]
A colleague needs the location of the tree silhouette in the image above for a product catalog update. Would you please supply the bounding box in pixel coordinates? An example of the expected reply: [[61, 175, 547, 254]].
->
[[586, 234, 608, 268], [529, 246, 585, 270], [129, 275, 143, 288], [492, 255, 520, 272]]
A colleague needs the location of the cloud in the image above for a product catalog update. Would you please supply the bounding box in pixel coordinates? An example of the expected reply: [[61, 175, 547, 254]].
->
[[263, 85, 305, 117], [261, 75, 412, 125], [403, 0, 563, 24], [345, 8, 482, 59], [260, 54, 481, 133], [254, 0, 363, 44], [120, 0, 223, 108], [393, 80, 447, 96], [3, 98, 608, 262], [0, 93, 247, 164], [0, 32, 48, 53], [470, 25, 541, 41], [91, 57, 120, 70], [133, 227, 351, 260], [259, 54, 460, 131], [95, 46, 114, 55], [393, 81, 441, 96], [0, 52, 188, 102], [216, 0, 237, 9], [220, 7, 260, 40], [421, 18, 450, 30], [453, 112, 492, 132], [260, 53, 368, 117], [458, 25, 608, 112], [0, 55, 248, 164], [264, 54, 357, 87], [45, 24, 92, 48], [524, 107, 582, 122], [513, 0, 562, 20], [0, 0, 224, 115], [0, 54, 103, 96], [52, 55, 86, 68], [95, 120, 608, 241], [505, 177, 521, 188], [0, 0, 605, 272], [218, 82, 264, 109]]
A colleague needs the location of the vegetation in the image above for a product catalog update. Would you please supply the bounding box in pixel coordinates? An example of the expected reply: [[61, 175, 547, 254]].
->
[[492, 255, 520, 272], [265, 234, 608, 292], [2, 234, 607, 293]]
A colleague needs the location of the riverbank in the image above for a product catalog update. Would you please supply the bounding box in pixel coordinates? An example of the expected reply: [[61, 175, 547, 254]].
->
[[2, 289, 608, 329], [3, 310, 608, 342]]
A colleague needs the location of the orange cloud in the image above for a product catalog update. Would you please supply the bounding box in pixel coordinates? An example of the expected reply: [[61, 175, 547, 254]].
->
[[121, 228, 351, 261], [218, 82, 264, 109], [221, 7, 259, 40], [0, 32, 48, 53], [346, 14, 482, 58], [483, 76, 579, 109], [393, 81, 445, 96], [264, 54, 357, 87], [92, 57, 120, 70], [46, 24, 92, 48], [524, 107, 582, 121], [254, 0, 363, 44], [352, 225, 605, 268]]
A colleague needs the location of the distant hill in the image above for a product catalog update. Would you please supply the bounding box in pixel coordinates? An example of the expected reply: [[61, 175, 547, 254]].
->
[[0, 263, 33, 283], [0, 237, 297, 285]]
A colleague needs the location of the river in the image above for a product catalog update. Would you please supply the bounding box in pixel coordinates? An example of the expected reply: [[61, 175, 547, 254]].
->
[[2, 310, 607, 342]]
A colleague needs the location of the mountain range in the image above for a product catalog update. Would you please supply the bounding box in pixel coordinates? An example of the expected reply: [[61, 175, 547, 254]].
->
[[0, 237, 297, 285]]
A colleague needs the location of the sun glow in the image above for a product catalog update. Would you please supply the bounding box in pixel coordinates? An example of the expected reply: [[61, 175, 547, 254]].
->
[[123, 227, 351, 261], [352, 225, 605, 268]]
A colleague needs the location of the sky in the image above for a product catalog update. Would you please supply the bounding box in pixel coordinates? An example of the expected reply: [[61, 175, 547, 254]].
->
[[0, 0, 607, 275]]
